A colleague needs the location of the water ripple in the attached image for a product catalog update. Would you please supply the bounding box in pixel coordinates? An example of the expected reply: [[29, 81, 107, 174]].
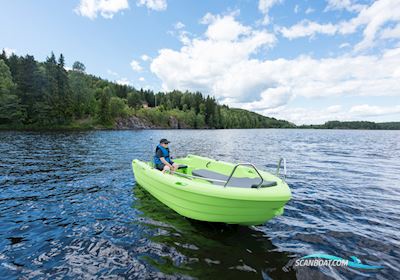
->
[[0, 129, 399, 279]]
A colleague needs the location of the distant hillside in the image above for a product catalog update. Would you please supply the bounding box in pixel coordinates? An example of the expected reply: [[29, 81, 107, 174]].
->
[[0, 50, 398, 130], [300, 121, 400, 130], [224, 108, 295, 128], [0, 50, 293, 130]]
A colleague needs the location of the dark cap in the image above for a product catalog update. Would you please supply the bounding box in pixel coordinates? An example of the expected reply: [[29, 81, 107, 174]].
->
[[160, 138, 170, 144]]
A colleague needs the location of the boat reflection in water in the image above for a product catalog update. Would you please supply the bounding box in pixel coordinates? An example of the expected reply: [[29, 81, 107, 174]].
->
[[132, 185, 296, 279]]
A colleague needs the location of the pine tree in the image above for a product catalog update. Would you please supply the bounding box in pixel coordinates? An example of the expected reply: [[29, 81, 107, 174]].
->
[[0, 50, 7, 62], [56, 53, 72, 123], [16, 55, 41, 123], [58, 53, 65, 68]]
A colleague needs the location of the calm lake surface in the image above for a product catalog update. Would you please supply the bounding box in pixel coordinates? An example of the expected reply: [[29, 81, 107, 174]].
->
[[1, 129, 399, 279]]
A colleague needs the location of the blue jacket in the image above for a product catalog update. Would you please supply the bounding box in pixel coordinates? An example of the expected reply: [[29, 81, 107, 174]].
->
[[154, 144, 172, 165]]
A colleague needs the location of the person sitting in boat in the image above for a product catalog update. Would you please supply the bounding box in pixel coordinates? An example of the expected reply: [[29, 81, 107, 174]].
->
[[154, 138, 178, 174]]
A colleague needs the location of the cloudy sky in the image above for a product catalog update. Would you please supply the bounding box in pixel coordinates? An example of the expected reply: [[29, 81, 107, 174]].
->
[[1, 0, 400, 124]]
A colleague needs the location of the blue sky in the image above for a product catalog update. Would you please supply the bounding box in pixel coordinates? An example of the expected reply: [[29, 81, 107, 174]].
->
[[1, 0, 400, 124]]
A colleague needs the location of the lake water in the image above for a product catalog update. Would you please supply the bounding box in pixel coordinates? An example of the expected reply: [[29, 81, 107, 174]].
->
[[0, 129, 399, 279]]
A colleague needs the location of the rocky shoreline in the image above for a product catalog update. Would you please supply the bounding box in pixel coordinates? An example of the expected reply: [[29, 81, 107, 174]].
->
[[115, 115, 191, 130], [115, 116, 157, 129]]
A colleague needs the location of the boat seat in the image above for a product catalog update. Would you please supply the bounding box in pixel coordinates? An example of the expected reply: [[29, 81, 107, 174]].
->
[[192, 169, 277, 188]]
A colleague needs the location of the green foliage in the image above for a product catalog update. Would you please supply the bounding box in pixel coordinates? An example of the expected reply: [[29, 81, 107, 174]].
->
[[0, 59, 25, 124], [127, 91, 142, 108], [377, 122, 400, 130], [135, 107, 170, 127], [11, 50, 399, 130], [72, 61, 86, 72], [110, 96, 128, 118], [0, 59, 15, 93], [68, 70, 95, 118], [301, 121, 400, 130], [97, 86, 112, 124]]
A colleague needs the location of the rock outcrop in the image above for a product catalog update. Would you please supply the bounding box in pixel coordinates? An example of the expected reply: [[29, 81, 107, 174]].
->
[[115, 116, 157, 129], [115, 115, 190, 129], [168, 116, 179, 129]]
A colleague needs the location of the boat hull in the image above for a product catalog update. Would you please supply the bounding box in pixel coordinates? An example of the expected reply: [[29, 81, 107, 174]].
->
[[132, 155, 291, 225]]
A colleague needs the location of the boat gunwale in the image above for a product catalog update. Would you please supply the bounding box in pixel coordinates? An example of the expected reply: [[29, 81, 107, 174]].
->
[[132, 158, 291, 202], [137, 171, 288, 209]]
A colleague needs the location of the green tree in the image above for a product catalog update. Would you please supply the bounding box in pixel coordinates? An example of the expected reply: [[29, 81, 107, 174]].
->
[[97, 86, 112, 124], [57, 54, 72, 121], [72, 61, 86, 72], [15, 55, 47, 124], [110, 96, 128, 118], [195, 113, 205, 128], [0, 50, 7, 62], [69, 70, 95, 118], [43, 52, 73, 124], [127, 91, 143, 108], [0, 50, 299, 129], [0, 60, 25, 124]]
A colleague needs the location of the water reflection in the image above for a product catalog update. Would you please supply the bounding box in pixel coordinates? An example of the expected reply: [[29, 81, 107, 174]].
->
[[133, 185, 296, 279]]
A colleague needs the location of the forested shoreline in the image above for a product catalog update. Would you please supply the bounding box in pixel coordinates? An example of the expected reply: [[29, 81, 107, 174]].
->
[[300, 121, 400, 130], [0, 51, 294, 130], [0, 50, 399, 130]]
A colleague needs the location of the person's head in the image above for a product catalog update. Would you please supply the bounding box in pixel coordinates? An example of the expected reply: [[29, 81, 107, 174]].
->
[[159, 138, 170, 148]]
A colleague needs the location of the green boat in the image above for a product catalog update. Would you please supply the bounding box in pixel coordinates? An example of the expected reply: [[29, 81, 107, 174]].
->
[[132, 154, 291, 226]]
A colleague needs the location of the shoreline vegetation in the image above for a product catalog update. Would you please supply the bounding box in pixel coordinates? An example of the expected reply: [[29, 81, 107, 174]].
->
[[1, 51, 399, 131]]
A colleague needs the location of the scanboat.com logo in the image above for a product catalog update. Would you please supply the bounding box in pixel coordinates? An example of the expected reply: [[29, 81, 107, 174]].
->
[[295, 254, 383, 270]]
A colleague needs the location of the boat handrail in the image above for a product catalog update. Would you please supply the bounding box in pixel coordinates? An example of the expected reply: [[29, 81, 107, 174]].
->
[[224, 163, 264, 188], [169, 163, 267, 188], [276, 157, 287, 178]]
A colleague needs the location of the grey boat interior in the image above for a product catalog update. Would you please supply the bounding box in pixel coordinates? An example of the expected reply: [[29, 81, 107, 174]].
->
[[192, 169, 277, 188]]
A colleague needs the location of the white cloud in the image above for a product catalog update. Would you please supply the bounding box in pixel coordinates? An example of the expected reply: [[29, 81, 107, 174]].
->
[[258, 0, 282, 25], [305, 7, 315, 14], [279, 0, 400, 51], [174, 21, 185, 30], [151, 12, 400, 121], [261, 104, 400, 125], [116, 78, 131, 85], [350, 104, 400, 116], [137, 0, 167, 11], [141, 54, 151, 61], [279, 20, 338, 39], [240, 87, 293, 111], [107, 69, 118, 76], [327, 105, 342, 113], [74, 0, 129, 19], [324, 0, 366, 13], [339, 42, 350, 48], [381, 24, 400, 39], [263, 106, 352, 125], [349, 0, 400, 51], [139, 77, 145, 81], [168, 19, 193, 45], [294, 5, 300, 14], [151, 13, 276, 102], [203, 14, 251, 41], [130, 59, 143, 71]]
